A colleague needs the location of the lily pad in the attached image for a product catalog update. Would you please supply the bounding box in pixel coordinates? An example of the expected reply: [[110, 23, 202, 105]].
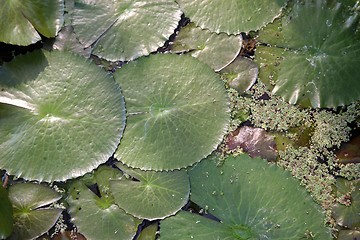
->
[[171, 23, 242, 71], [8, 183, 62, 240], [256, 0, 360, 107], [0, 0, 64, 46], [67, 166, 140, 240], [110, 162, 190, 220], [176, 0, 288, 34], [0, 50, 126, 181], [72, 0, 181, 61], [0, 185, 13, 239], [138, 224, 158, 240], [114, 54, 229, 171], [219, 57, 258, 93], [332, 178, 360, 228], [160, 154, 331, 239]]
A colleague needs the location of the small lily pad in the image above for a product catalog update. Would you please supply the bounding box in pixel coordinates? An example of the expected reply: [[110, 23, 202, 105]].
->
[[219, 57, 258, 93], [0, 50, 126, 181], [110, 162, 190, 220], [256, 0, 360, 107], [0, 0, 64, 45], [138, 224, 158, 240], [160, 154, 331, 239], [171, 23, 242, 71], [176, 0, 288, 34], [72, 0, 181, 61], [0, 185, 13, 239], [114, 54, 229, 171], [8, 183, 62, 240], [67, 166, 140, 240]]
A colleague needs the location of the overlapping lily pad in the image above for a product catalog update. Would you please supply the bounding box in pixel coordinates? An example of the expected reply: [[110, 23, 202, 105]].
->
[[67, 166, 140, 240], [256, 0, 360, 107], [171, 23, 242, 71], [0, 185, 13, 239], [8, 183, 62, 240], [114, 54, 229, 171], [176, 0, 288, 34], [0, 50, 126, 181], [0, 0, 64, 46], [110, 162, 190, 220], [160, 154, 331, 239], [72, 0, 181, 61]]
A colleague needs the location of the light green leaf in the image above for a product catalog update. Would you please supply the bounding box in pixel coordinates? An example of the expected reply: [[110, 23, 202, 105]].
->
[[0, 50, 126, 181], [8, 183, 62, 240], [138, 224, 158, 240], [220, 57, 258, 93], [256, 0, 360, 107], [110, 162, 190, 220], [171, 23, 242, 71], [114, 54, 229, 171], [0, 0, 64, 45], [176, 0, 288, 34], [160, 154, 332, 239], [67, 176, 139, 240], [0, 185, 13, 239], [72, 0, 181, 61]]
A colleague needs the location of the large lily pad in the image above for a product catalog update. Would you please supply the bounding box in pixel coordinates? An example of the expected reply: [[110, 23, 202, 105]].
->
[[8, 183, 62, 240], [67, 166, 140, 240], [72, 0, 181, 61], [0, 185, 13, 239], [160, 154, 331, 239], [0, 50, 126, 181], [114, 54, 229, 171], [110, 162, 190, 220], [0, 0, 64, 46], [171, 23, 242, 71], [256, 0, 360, 107], [176, 0, 288, 34]]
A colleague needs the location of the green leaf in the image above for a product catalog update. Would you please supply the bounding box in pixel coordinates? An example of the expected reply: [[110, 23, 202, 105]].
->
[[114, 54, 229, 171], [0, 185, 13, 239], [72, 0, 181, 61], [160, 154, 332, 239], [256, 0, 360, 107], [67, 173, 139, 240], [171, 23, 242, 71], [8, 183, 62, 240], [110, 162, 190, 220], [0, 0, 64, 45], [176, 0, 288, 34], [138, 224, 158, 240], [0, 50, 126, 181], [219, 57, 258, 93]]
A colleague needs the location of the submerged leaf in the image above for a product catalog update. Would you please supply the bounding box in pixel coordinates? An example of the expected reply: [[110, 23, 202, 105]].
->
[[161, 154, 331, 239], [176, 0, 288, 34], [256, 0, 360, 107], [8, 183, 62, 240], [0, 50, 126, 181], [111, 162, 190, 220], [114, 54, 229, 171], [0, 0, 64, 45], [72, 0, 181, 61], [171, 23, 242, 71]]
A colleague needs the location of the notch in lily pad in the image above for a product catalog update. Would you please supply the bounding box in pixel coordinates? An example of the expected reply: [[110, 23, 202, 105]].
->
[[114, 53, 230, 171]]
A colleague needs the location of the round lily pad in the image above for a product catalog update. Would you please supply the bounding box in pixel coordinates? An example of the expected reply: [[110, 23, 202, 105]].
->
[[256, 0, 360, 107], [171, 23, 242, 71], [72, 0, 181, 61], [114, 54, 229, 171], [0, 50, 126, 182], [176, 0, 288, 34], [8, 183, 62, 240], [0, 0, 64, 46], [110, 162, 190, 220], [160, 154, 332, 239]]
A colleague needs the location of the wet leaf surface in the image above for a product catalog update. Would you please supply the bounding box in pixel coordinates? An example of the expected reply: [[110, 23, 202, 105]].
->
[[336, 134, 360, 164]]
